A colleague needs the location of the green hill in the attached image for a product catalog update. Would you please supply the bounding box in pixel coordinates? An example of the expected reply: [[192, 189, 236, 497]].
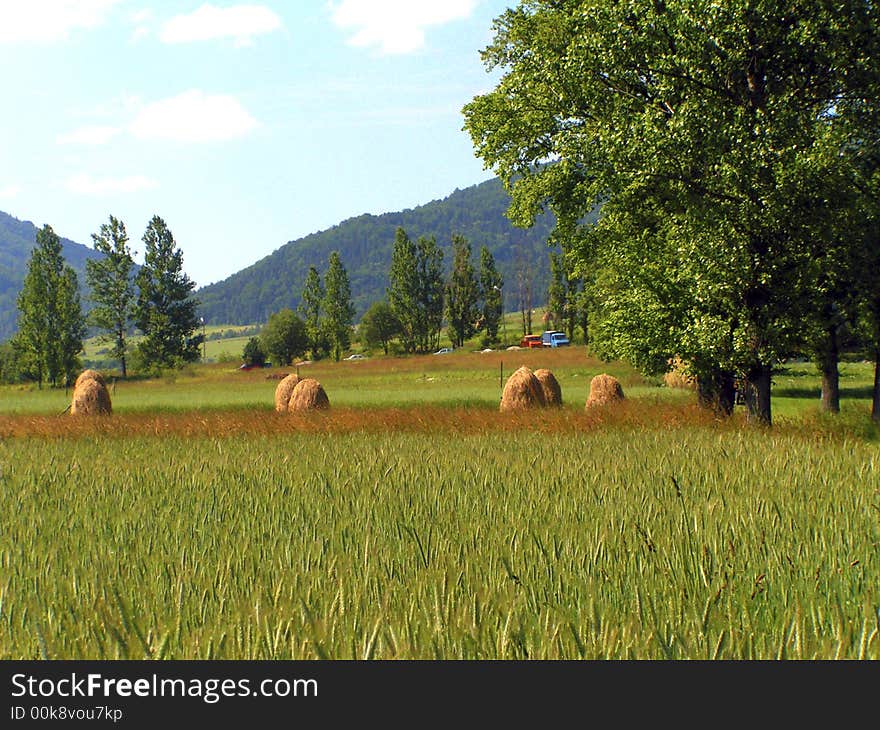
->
[[0, 211, 102, 341], [197, 176, 571, 325]]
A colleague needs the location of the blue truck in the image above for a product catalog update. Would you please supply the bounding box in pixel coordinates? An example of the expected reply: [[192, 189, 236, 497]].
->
[[541, 330, 570, 348]]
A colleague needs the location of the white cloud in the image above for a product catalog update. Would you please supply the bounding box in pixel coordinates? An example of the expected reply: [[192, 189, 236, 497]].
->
[[0, 1, 120, 44], [0, 184, 20, 199], [329, 0, 477, 54], [56, 125, 121, 146], [128, 90, 260, 142], [160, 4, 282, 46], [65, 174, 158, 195]]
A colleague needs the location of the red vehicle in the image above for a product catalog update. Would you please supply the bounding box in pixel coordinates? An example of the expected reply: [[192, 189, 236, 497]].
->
[[519, 334, 543, 349]]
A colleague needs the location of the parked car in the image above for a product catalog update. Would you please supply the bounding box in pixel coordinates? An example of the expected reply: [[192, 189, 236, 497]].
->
[[344, 353, 367, 360], [541, 330, 570, 348], [434, 347, 454, 355], [519, 334, 543, 349]]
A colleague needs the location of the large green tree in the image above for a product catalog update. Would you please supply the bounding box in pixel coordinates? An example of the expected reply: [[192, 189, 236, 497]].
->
[[86, 215, 136, 377], [134, 216, 202, 370], [323, 251, 355, 362], [15, 224, 86, 387], [445, 234, 480, 348], [463, 0, 880, 425]]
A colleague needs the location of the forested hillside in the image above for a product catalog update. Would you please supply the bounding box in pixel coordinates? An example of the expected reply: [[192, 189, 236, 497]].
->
[[197, 177, 575, 325], [0, 211, 101, 340]]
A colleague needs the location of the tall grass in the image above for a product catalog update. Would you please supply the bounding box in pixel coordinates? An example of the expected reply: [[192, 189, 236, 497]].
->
[[1, 422, 877, 659]]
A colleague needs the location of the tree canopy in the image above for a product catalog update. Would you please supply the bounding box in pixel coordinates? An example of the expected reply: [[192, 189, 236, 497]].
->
[[463, 0, 880, 424]]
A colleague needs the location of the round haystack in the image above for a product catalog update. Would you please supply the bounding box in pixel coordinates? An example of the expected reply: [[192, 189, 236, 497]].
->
[[273, 373, 301, 412], [585, 373, 625, 408], [663, 357, 697, 390], [70, 378, 112, 416], [74, 369, 106, 389], [288, 378, 330, 412], [533, 368, 562, 407], [500, 365, 547, 412]]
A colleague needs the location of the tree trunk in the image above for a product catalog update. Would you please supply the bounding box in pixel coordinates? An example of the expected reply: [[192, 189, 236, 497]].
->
[[873, 354, 880, 423], [819, 327, 840, 414], [121, 355, 127, 379], [745, 365, 772, 426]]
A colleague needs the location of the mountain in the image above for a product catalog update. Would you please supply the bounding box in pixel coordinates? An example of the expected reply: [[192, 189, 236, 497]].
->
[[197, 176, 579, 326], [0, 211, 103, 341]]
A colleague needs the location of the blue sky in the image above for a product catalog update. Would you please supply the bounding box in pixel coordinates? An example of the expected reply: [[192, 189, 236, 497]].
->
[[0, 1, 513, 287]]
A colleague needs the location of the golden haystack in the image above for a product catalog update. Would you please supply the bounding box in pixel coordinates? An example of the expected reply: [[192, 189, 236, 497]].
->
[[70, 378, 112, 415], [663, 357, 697, 390], [74, 369, 106, 389], [273, 373, 301, 412], [533, 368, 562, 406], [585, 373, 625, 408], [500, 365, 547, 412], [288, 378, 330, 412]]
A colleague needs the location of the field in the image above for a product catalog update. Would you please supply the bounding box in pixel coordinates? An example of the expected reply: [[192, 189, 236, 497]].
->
[[1, 346, 878, 659]]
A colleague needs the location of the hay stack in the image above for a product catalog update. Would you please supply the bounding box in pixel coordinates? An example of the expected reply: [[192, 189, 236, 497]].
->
[[500, 366, 547, 412], [663, 357, 697, 390], [274, 373, 301, 412], [585, 373, 625, 408], [70, 377, 112, 415], [74, 369, 106, 389], [288, 378, 330, 412], [533, 368, 562, 407]]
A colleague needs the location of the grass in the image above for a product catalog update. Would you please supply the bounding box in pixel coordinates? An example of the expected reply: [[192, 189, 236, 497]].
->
[[0, 344, 878, 659], [1, 422, 877, 659]]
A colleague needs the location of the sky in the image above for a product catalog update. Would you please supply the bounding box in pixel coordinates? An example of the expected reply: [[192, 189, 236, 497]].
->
[[0, 0, 514, 288]]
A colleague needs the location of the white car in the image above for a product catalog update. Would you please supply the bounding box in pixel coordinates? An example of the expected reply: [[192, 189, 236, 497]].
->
[[344, 353, 367, 360], [434, 347, 454, 355]]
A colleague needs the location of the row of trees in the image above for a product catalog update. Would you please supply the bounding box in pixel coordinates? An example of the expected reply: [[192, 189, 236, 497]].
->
[[241, 251, 356, 367], [365, 227, 505, 354], [10, 215, 201, 385], [463, 0, 880, 425]]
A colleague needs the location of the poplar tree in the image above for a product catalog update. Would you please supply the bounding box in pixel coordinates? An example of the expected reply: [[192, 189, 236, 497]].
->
[[16, 224, 85, 387], [86, 215, 136, 377]]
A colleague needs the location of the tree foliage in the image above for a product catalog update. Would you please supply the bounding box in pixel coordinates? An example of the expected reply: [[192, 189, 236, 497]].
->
[[15, 224, 85, 387], [134, 216, 202, 370], [260, 308, 307, 366], [445, 235, 480, 348], [359, 300, 400, 355], [479, 245, 503, 343], [300, 266, 327, 360], [242, 336, 266, 367], [323, 251, 355, 361], [86, 215, 136, 377], [463, 0, 880, 425]]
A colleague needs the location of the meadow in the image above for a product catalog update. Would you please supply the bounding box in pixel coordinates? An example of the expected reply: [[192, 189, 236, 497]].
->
[[1, 346, 878, 659]]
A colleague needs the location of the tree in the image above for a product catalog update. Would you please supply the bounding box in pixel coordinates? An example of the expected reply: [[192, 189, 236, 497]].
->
[[300, 266, 327, 360], [86, 215, 136, 377], [15, 224, 86, 387], [134, 216, 202, 370], [547, 249, 567, 333], [242, 336, 266, 367], [445, 234, 480, 348], [388, 227, 445, 354], [260, 308, 307, 366], [479, 246, 503, 343], [463, 0, 880, 425], [323, 251, 355, 362], [360, 301, 401, 355]]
